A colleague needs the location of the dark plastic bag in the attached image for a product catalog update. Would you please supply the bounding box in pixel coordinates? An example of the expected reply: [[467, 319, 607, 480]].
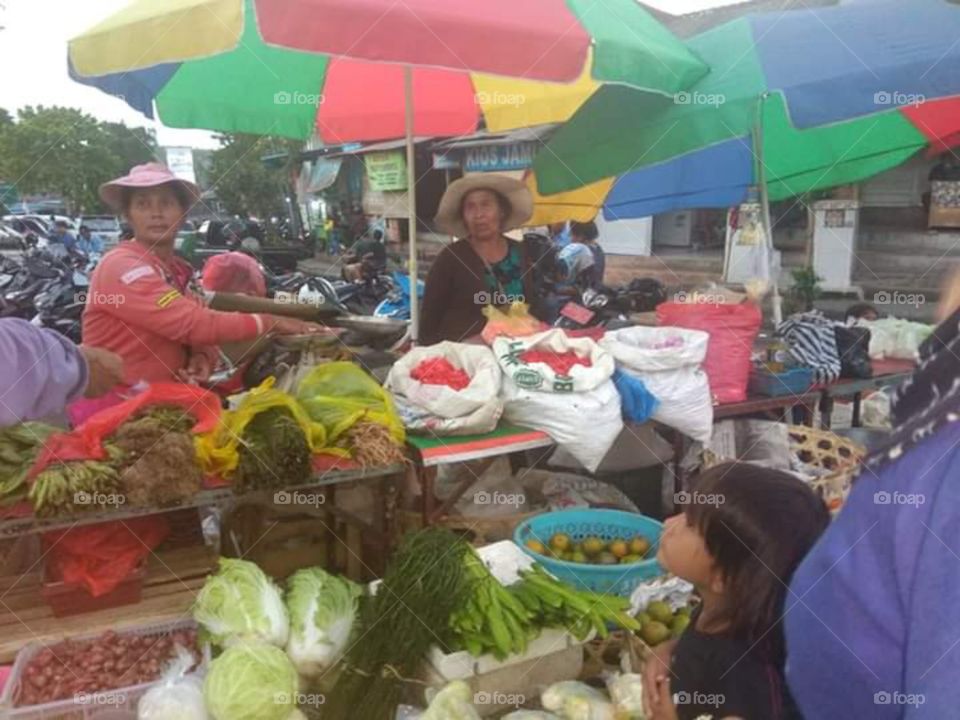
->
[[834, 326, 873, 379]]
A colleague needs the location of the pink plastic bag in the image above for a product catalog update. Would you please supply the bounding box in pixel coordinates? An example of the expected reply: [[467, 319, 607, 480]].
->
[[656, 301, 762, 404]]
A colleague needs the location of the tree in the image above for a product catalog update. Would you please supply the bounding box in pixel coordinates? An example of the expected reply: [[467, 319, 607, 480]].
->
[[100, 121, 158, 173], [0, 107, 159, 214], [208, 134, 302, 219]]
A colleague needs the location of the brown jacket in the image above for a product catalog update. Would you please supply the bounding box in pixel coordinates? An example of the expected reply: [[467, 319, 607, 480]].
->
[[419, 238, 544, 346]]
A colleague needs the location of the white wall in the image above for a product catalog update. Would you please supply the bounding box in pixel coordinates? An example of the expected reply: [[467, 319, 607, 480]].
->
[[595, 214, 653, 256]]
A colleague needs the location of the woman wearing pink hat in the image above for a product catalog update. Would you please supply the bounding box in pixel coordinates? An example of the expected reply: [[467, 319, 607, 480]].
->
[[83, 163, 320, 385]]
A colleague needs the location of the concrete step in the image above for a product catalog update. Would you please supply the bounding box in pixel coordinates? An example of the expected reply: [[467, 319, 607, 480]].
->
[[859, 228, 960, 256], [852, 250, 960, 282]]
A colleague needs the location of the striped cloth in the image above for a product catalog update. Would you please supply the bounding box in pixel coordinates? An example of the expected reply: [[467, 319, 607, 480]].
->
[[778, 311, 842, 383]]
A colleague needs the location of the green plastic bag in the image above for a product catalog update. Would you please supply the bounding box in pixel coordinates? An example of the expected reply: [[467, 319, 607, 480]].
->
[[296, 362, 405, 449]]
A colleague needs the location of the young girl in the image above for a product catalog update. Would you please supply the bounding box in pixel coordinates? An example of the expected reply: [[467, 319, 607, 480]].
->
[[644, 462, 830, 720]]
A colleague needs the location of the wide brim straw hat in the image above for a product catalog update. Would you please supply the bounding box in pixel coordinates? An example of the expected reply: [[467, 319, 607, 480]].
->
[[434, 174, 533, 237], [99, 162, 202, 213]]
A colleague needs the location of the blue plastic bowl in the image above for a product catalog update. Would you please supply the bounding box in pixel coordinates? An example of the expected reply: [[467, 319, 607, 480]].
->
[[514, 508, 665, 596]]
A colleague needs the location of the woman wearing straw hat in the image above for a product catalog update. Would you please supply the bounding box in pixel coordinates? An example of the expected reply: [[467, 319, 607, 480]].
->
[[423, 175, 549, 345], [83, 163, 322, 386]]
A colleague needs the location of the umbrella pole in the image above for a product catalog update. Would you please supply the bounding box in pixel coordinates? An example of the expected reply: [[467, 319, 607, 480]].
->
[[753, 100, 783, 326], [405, 64, 420, 344]]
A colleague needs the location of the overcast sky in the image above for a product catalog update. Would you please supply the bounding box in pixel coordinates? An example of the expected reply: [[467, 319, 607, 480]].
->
[[0, 0, 741, 151]]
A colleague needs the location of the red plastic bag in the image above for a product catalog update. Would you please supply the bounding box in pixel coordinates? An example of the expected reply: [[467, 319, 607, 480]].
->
[[44, 517, 169, 596], [201, 252, 267, 297], [29, 383, 221, 481], [656, 301, 762, 404]]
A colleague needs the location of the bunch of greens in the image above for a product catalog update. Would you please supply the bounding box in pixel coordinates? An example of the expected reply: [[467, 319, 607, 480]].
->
[[285, 567, 363, 678], [0, 422, 58, 505], [447, 545, 539, 660], [193, 558, 290, 648], [511, 565, 640, 641], [234, 407, 311, 491], [325, 528, 472, 720]]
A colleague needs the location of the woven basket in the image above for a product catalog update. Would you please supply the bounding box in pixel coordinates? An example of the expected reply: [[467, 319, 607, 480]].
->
[[703, 425, 865, 512]]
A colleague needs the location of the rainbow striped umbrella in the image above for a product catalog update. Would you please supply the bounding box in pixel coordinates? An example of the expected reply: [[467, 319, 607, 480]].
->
[[68, 0, 707, 144], [69, 0, 706, 340]]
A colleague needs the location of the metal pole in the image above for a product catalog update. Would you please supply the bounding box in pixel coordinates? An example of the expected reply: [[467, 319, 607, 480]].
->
[[754, 95, 783, 326], [405, 65, 420, 343]]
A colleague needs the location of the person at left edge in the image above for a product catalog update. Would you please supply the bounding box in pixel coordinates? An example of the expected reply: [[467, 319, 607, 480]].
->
[[0, 318, 123, 426], [83, 163, 324, 385]]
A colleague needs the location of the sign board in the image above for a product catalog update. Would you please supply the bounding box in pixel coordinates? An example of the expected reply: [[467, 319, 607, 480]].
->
[[464, 143, 537, 172], [164, 147, 196, 184], [432, 151, 461, 170], [365, 151, 407, 191]]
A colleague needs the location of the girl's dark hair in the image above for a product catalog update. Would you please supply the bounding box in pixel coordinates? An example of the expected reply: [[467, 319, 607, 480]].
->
[[460, 189, 513, 223], [685, 462, 830, 666], [570, 220, 599, 242], [120, 183, 191, 214]]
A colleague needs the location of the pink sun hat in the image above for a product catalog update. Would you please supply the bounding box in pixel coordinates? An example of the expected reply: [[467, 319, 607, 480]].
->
[[99, 162, 202, 213]]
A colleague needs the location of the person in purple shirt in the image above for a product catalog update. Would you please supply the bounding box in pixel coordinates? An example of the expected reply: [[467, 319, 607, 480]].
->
[[786, 300, 960, 719], [0, 319, 123, 426]]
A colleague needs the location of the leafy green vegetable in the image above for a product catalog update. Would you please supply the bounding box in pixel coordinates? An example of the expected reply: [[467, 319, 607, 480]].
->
[[203, 641, 299, 720], [285, 567, 362, 677], [193, 558, 289, 648]]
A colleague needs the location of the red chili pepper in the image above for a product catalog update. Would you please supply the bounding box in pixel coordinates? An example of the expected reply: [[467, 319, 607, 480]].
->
[[411, 357, 472, 390], [519, 349, 592, 376]]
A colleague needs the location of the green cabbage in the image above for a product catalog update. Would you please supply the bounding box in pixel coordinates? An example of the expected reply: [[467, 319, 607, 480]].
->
[[203, 641, 299, 720], [285, 567, 362, 677], [194, 558, 289, 648]]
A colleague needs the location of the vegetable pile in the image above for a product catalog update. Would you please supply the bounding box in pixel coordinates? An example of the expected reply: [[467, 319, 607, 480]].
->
[[336, 420, 407, 468], [234, 407, 311, 491], [0, 422, 57, 506], [111, 405, 202, 507], [203, 641, 302, 720], [326, 528, 471, 720], [193, 558, 289, 648], [285, 567, 362, 677], [28, 449, 124, 517], [15, 627, 199, 708], [447, 553, 639, 659], [520, 349, 593, 376], [511, 565, 639, 641], [411, 357, 472, 391]]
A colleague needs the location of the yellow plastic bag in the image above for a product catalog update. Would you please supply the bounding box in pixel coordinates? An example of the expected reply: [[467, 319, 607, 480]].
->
[[196, 378, 328, 477], [481, 302, 547, 345], [295, 362, 405, 449]]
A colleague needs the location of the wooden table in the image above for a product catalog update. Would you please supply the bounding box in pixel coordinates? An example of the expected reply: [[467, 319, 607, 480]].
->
[[407, 424, 555, 525]]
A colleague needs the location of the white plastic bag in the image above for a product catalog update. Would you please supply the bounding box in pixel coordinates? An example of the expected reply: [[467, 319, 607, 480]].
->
[[605, 673, 645, 719], [138, 646, 207, 720], [387, 342, 503, 434], [859, 318, 932, 361], [493, 329, 615, 393], [501, 376, 622, 473], [541, 681, 617, 720], [601, 327, 713, 443]]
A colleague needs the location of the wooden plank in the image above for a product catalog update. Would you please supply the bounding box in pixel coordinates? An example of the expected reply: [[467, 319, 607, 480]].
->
[[0, 582, 203, 663]]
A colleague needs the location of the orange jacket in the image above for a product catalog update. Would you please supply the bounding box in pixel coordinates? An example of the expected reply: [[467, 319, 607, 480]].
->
[[82, 243, 265, 383]]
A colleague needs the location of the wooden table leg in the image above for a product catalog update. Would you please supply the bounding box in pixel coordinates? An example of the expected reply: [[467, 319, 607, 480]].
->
[[419, 464, 436, 527], [852, 391, 863, 427], [820, 394, 834, 430]]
